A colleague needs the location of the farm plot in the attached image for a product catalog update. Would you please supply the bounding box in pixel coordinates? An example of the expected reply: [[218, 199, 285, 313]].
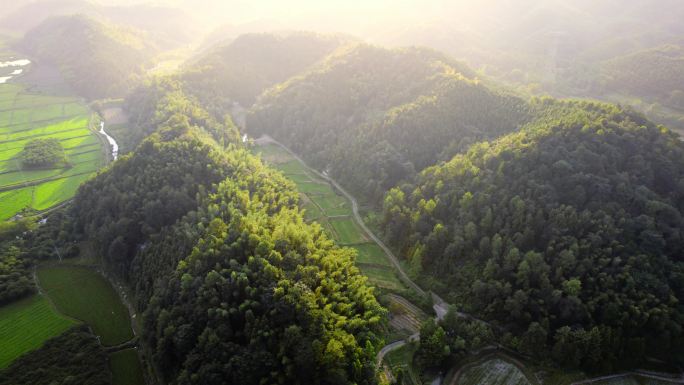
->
[[330, 217, 367, 245], [37, 266, 133, 346], [0, 295, 76, 368], [457, 358, 531, 385], [254, 142, 405, 291], [310, 192, 350, 216], [0, 81, 104, 220], [354, 243, 390, 266], [386, 293, 428, 335], [359, 265, 405, 291]]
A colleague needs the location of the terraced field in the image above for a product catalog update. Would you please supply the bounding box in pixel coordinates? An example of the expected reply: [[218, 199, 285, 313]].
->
[[457, 358, 531, 385], [254, 142, 405, 291], [0, 294, 76, 368], [386, 293, 428, 335], [36, 266, 133, 346], [0, 49, 105, 220]]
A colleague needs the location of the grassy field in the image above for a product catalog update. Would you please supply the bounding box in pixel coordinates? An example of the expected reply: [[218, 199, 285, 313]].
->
[[0, 294, 76, 368], [254, 142, 405, 291], [355, 243, 391, 266], [330, 217, 368, 244], [110, 348, 145, 385], [37, 266, 133, 346], [0, 46, 104, 220], [457, 358, 531, 385]]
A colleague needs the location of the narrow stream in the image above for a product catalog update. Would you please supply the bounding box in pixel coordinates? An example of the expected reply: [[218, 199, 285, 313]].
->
[[99, 121, 119, 161]]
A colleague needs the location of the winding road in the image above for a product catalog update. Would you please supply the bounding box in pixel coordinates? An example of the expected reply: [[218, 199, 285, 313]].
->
[[255, 135, 431, 366], [254, 135, 684, 385], [256, 135, 425, 296], [255, 135, 473, 383]]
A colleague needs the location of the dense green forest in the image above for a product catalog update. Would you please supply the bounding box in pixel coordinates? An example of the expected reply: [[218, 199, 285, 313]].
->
[[137, 152, 383, 384], [382, 98, 684, 370], [3, 10, 684, 382], [248, 44, 530, 202], [117, 76, 240, 163], [74, 79, 239, 278], [0, 221, 35, 305], [18, 14, 153, 99], [0, 326, 110, 385], [70, 83, 385, 384]]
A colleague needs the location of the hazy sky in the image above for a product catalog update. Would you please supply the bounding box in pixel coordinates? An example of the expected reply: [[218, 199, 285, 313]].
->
[[99, 0, 481, 32], [88, 0, 683, 45]]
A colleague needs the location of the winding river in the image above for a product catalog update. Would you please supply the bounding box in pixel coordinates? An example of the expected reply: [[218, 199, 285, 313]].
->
[[0, 58, 31, 84], [99, 121, 119, 161]]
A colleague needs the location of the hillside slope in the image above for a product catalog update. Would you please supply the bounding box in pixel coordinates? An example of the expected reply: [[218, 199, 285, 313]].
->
[[183, 32, 351, 109], [1, 0, 200, 48], [18, 15, 154, 99], [248, 44, 530, 201], [601, 45, 684, 108]]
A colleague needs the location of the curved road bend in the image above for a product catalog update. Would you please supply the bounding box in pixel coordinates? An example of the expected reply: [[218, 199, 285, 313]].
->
[[376, 333, 421, 383]]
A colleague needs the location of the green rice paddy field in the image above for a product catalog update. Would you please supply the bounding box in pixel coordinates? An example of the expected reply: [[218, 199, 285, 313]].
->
[[36, 265, 133, 346], [0, 81, 104, 220], [0, 294, 76, 368], [254, 142, 404, 291]]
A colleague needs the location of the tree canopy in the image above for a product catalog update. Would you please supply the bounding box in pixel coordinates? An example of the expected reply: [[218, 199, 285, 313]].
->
[[382, 98, 684, 370], [70, 82, 385, 384], [20, 138, 66, 168]]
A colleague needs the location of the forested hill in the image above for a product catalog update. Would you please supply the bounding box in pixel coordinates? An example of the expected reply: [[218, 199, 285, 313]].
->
[[601, 44, 684, 109], [1, 0, 199, 49], [121, 77, 241, 153], [248, 43, 530, 202], [116, 32, 349, 150], [382, 98, 684, 370], [18, 14, 154, 99], [182, 32, 351, 109], [71, 83, 384, 384]]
